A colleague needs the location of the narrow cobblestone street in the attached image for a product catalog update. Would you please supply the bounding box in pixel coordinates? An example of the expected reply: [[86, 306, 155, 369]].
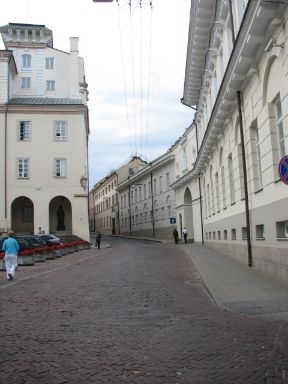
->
[[1, 238, 288, 383]]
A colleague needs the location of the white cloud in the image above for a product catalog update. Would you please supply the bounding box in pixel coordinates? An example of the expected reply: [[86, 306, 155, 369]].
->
[[0, 0, 194, 186]]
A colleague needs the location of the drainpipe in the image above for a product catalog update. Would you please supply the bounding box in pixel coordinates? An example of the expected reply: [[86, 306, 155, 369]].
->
[[228, 0, 236, 45], [150, 171, 155, 237], [128, 183, 132, 236], [237, 91, 252, 267], [4, 103, 8, 232]]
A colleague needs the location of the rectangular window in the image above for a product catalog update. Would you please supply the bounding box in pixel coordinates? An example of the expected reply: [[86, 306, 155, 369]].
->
[[18, 121, 31, 141], [22, 77, 31, 89], [148, 181, 152, 197], [46, 57, 54, 69], [242, 227, 247, 240], [256, 224, 265, 240], [54, 121, 67, 141], [166, 173, 170, 190], [276, 221, 288, 240], [18, 158, 29, 178], [46, 80, 55, 91], [231, 228, 236, 240], [153, 179, 157, 195], [159, 176, 163, 192], [22, 54, 31, 69], [135, 189, 138, 203], [224, 230, 228, 240], [54, 158, 67, 177], [217, 231, 221, 240]]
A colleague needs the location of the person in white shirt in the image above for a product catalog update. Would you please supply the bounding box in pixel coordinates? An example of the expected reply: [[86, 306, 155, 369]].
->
[[182, 227, 188, 243]]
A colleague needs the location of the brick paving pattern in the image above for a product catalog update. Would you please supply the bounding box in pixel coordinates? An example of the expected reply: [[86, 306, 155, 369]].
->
[[1, 238, 288, 383]]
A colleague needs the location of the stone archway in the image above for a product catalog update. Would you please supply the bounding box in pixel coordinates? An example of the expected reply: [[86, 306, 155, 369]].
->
[[49, 196, 72, 234], [183, 187, 194, 241], [11, 196, 34, 234]]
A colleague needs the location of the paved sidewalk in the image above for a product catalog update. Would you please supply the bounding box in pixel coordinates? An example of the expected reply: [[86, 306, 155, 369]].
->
[[179, 242, 288, 321]]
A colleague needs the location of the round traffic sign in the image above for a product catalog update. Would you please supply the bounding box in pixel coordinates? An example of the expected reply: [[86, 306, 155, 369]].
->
[[278, 155, 288, 185]]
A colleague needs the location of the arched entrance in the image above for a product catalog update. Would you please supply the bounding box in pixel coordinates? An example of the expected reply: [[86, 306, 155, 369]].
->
[[11, 196, 34, 234], [49, 196, 72, 234], [183, 187, 194, 241]]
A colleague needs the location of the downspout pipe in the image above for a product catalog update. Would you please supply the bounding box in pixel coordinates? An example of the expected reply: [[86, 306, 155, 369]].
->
[[237, 91, 253, 267], [228, 0, 236, 45], [150, 171, 155, 238], [4, 103, 8, 232], [180, 99, 204, 245], [128, 183, 132, 236]]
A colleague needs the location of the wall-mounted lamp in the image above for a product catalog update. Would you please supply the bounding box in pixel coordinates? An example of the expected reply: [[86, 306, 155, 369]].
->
[[264, 38, 284, 52], [269, 18, 283, 30], [247, 67, 257, 77]]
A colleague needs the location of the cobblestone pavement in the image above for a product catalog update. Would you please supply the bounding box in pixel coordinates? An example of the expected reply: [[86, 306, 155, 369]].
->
[[1, 238, 288, 384]]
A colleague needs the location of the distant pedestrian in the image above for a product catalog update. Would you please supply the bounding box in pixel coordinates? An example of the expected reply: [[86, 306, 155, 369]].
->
[[183, 227, 188, 244], [173, 228, 179, 244], [38, 227, 45, 234], [2, 231, 19, 281], [95, 232, 102, 249]]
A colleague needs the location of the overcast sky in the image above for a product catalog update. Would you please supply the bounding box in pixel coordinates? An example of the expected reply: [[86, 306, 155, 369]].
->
[[0, 0, 194, 187]]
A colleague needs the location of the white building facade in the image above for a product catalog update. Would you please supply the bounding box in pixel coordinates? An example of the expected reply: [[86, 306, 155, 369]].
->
[[176, 0, 288, 281], [0, 23, 89, 240], [117, 152, 176, 239]]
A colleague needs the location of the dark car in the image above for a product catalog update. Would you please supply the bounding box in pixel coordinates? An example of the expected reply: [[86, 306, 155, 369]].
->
[[0, 235, 46, 252], [37, 234, 61, 246], [19, 235, 46, 248]]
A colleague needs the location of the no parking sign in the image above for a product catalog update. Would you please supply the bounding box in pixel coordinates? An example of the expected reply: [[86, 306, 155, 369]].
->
[[278, 155, 288, 185]]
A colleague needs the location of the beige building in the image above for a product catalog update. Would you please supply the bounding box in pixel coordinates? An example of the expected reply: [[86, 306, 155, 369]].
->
[[176, 0, 288, 282], [0, 23, 89, 240], [90, 156, 146, 235]]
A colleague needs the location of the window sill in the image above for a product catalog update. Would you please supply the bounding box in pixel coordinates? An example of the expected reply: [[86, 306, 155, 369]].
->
[[256, 237, 265, 241], [276, 237, 288, 241], [255, 188, 263, 194]]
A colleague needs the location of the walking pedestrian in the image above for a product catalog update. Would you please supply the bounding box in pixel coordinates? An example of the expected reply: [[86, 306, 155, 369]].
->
[[173, 228, 179, 244], [183, 227, 188, 244], [2, 231, 19, 281], [95, 232, 102, 249]]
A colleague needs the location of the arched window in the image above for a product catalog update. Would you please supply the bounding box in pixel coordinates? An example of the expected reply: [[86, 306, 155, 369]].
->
[[250, 120, 263, 191], [228, 154, 235, 204]]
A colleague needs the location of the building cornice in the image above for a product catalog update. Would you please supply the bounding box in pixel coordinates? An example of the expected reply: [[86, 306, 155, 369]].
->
[[177, 0, 286, 188], [117, 153, 175, 191]]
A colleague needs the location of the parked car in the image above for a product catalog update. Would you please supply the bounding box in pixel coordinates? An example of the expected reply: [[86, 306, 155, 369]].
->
[[0, 235, 46, 252], [37, 234, 61, 246]]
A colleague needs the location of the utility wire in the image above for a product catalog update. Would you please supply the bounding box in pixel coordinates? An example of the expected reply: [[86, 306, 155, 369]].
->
[[129, 0, 138, 156], [144, 1, 153, 160], [116, 0, 132, 154], [140, 0, 143, 157]]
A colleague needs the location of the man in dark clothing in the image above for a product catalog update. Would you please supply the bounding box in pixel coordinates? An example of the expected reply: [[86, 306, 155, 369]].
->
[[173, 228, 179, 244]]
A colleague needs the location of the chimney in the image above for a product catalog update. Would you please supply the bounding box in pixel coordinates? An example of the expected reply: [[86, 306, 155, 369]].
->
[[70, 37, 79, 53]]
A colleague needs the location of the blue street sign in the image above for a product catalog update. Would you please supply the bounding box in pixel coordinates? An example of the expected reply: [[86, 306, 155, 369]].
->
[[278, 155, 288, 185], [170, 218, 176, 224]]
